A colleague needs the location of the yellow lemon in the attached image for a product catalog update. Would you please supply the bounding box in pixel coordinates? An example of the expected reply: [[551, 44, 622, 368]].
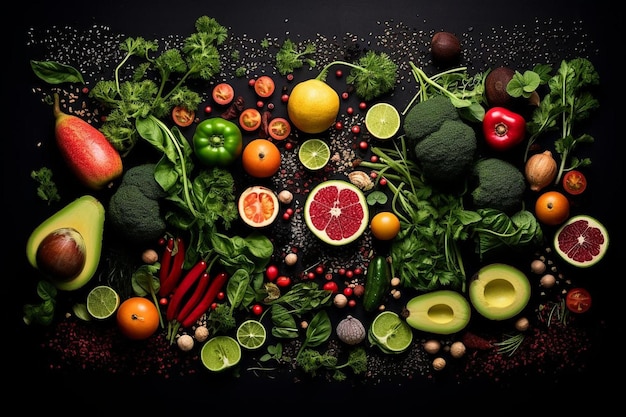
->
[[287, 79, 340, 134]]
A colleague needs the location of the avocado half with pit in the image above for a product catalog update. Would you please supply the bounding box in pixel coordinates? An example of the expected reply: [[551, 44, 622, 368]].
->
[[402, 290, 471, 335], [26, 195, 105, 291], [469, 263, 531, 320]]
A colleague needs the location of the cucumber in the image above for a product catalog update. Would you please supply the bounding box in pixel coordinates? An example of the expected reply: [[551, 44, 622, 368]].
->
[[363, 255, 391, 312]]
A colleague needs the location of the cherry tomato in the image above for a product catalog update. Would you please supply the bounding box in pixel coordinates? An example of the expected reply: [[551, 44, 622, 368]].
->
[[239, 108, 262, 131], [268, 117, 291, 140], [265, 264, 279, 281], [212, 82, 235, 106], [343, 287, 354, 297], [252, 304, 264, 316], [565, 287, 592, 313], [323, 281, 339, 293], [254, 76, 275, 98], [351, 125, 361, 134], [171, 106, 195, 127], [276, 275, 292, 287], [562, 170, 587, 195]]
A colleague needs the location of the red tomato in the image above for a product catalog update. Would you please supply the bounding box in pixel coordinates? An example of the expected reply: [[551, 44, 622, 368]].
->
[[254, 76, 275, 98], [172, 106, 195, 127], [239, 108, 262, 131], [212, 83, 235, 105], [562, 170, 587, 195], [565, 288, 592, 313], [268, 117, 291, 140], [323, 281, 339, 294], [276, 275, 292, 287]]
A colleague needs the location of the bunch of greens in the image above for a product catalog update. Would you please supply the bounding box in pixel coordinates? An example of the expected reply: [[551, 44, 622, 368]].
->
[[523, 57, 599, 185], [359, 138, 481, 292], [404, 62, 487, 123], [316, 50, 398, 101], [275, 39, 316, 75], [89, 16, 228, 156], [297, 346, 368, 381]]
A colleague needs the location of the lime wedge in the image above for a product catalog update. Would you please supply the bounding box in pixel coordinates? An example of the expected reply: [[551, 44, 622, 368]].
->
[[201, 336, 242, 372], [86, 285, 120, 320], [236, 319, 267, 350], [298, 138, 331, 170], [365, 102, 401, 140], [370, 311, 413, 353]]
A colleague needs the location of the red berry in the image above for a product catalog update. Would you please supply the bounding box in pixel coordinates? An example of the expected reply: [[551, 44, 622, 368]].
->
[[359, 141, 368, 150], [370, 155, 379, 163], [359, 102, 367, 110], [342, 92, 349, 100], [266, 264, 279, 281], [256, 100, 264, 108], [351, 125, 361, 134], [252, 304, 263, 316], [315, 265, 325, 275], [343, 287, 354, 297], [379, 177, 388, 186], [348, 299, 357, 308], [248, 79, 256, 87], [159, 297, 168, 306], [281, 94, 289, 103], [204, 105, 212, 114], [323, 281, 339, 293], [347, 107, 354, 115], [335, 69, 343, 78], [335, 121, 343, 130]]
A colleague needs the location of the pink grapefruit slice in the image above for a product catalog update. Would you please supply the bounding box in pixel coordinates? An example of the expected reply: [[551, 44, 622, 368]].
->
[[554, 214, 609, 268], [304, 179, 369, 246]]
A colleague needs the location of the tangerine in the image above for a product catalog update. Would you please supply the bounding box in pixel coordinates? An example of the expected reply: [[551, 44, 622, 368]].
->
[[116, 297, 160, 340], [242, 139, 281, 178], [534, 190, 570, 226], [287, 79, 340, 134], [370, 211, 401, 240]]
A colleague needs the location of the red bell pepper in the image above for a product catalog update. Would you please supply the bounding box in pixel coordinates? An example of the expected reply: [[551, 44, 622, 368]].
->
[[482, 107, 526, 151]]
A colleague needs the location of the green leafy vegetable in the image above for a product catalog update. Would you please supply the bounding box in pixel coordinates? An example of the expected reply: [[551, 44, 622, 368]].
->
[[31, 167, 60, 205], [23, 280, 57, 326], [275, 39, 316, 75], [90, 16, 227, 156], [30, 60, 85, 84], [131, 264, 164, 328], [297, 346, 367, 380], [316, 50, 398, 101], [524, 57, 600, 185]]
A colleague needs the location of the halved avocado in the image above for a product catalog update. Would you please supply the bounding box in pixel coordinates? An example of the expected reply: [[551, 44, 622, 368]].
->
[[469, 263, 531, 320], [26, 195, 105, 291], [401, 290, 471, 335]]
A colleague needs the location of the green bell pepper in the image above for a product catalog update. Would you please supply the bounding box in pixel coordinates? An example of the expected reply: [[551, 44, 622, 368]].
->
[[192, 117, 243, 167]]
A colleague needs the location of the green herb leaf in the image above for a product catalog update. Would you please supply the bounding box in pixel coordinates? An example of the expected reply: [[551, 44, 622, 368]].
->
[[30, 60, 85, 84]]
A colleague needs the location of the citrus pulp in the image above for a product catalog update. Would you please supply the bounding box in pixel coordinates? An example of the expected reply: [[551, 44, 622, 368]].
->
[[304, 180, 369, 246], [86, 285, 120, 319], [365, 102, 401, 140], [370, 311, 413, 353], [201, 336, 242, 372], [236, 319, 267, 350], [238, 185, 279, 228], [554, 214, 609, 268], [298, 138, 331, 171]]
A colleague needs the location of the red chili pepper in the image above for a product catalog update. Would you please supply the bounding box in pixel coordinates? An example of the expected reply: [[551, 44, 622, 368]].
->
[[181, 272, 229, 328], [159, 237, 186, 297], [158, 237, 174, 284], [482, 107, 526, 151], [175, 272, 211, 323], [166, 260, 207, 322]]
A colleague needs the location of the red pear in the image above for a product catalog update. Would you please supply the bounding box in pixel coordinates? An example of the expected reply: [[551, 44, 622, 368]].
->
[[53, 93, 123, 189]]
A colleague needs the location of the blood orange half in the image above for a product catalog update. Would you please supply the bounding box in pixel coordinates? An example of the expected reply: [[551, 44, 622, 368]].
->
[[304, 179, 369, 246], [238, 185, 279, 228], [554, 214, 609, 268]]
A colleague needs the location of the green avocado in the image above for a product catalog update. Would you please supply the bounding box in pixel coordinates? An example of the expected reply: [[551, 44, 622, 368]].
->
[[26, 195, 105, 291], [469, 263, 531, 320], [402, 290, 471, 335]]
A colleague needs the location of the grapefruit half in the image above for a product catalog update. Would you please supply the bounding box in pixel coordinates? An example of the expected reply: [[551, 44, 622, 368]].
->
[[304, 180, 369, 246], [554, 214, 609, 268], [238, 185, 279, 228]]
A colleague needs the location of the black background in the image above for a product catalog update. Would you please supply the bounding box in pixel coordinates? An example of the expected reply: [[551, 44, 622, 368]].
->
[[8, 1, 623, 412]]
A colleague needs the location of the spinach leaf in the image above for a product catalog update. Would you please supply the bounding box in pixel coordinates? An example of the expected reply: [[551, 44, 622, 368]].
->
[[31, 60, 85, 84]]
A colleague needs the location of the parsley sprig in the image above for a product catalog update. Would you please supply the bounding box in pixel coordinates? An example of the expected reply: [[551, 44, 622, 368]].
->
[[90, 16, 228, 156]]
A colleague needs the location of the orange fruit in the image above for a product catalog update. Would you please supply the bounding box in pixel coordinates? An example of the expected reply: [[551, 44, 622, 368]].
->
[[238, 185, 279, 228], [242, 139, 281, 178], [116, 297, 160, 340], [534, 190, 570, 226], [370, 211, 401, 240], [287, 79, 340, 134]]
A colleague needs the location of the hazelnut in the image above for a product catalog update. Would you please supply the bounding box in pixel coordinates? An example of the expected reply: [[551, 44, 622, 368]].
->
[[432, 357, 447, 371], [449, 341, 466, 358]]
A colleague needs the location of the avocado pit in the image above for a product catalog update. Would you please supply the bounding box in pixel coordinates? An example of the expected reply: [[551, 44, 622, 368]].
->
[[36, 227, 86, 281]]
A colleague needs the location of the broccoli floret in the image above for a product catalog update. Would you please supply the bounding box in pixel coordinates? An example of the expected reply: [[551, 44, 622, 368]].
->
[[414, 119, 477, 185], [107, 163, 167, 244], [471, 158, 526, 213], [402, 95, 460, 141], [120, 163, 167, 200]]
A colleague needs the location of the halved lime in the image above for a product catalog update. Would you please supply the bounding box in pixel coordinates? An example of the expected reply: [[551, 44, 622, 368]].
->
[[201, 336, 242, 372], [236, 319, 267, 350], [86, 285, 120, 320], [370, 311, 413, 353], [298, 138, 331, 170], [365, 102, 401, 140]]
